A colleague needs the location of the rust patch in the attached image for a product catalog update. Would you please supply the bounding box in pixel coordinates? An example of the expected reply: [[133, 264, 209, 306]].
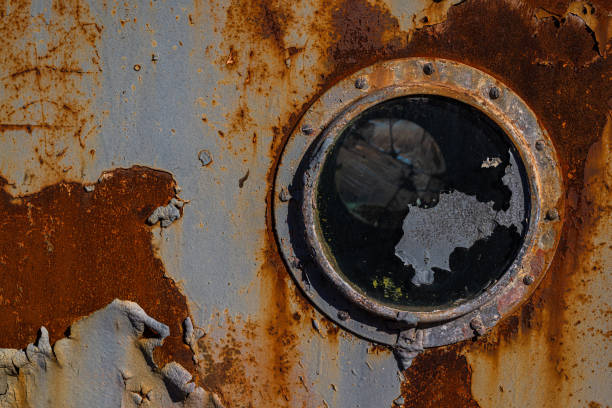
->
[[0, 166, 195, 373], [536, 1, 612, 56], [399, 346, 480, 408], [323, 0, 404, 77], [221, 0, 294, 70], [368, 343, 390, 355], [0, 0, 104, 195]]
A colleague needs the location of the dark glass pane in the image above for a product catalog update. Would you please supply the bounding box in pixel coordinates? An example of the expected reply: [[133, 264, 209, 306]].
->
[[316, 95, 530, 310]]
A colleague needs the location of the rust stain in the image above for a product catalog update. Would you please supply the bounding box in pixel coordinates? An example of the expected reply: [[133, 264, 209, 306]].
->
[[193, 239, 311, 407], [0, 0, 104, 195], [368, 343, 390, 356], [321, 0, 404, 80], [399, 346, 480, 408], [220, 0, 294, 76], [199, 3, 322, 402], [211, 0, 296, 158], [0, 166, 195, 373], [196, 314, 254, 407], [191, 120, 313, 407]]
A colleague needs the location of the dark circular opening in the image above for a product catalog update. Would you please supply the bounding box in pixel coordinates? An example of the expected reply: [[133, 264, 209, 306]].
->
[[316, 95, 530, 310]]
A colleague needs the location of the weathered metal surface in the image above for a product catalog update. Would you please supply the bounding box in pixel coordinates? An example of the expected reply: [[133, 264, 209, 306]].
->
[[0, 0, 609, 407]]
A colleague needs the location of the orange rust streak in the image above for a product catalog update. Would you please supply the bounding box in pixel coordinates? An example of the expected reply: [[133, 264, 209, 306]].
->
[[400, 347, 480, 408], [0, 166, 195, 373], [0, 124, 73, 130]]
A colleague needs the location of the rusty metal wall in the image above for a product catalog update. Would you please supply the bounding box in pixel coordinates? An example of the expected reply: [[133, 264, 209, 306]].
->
[[0, 0, 610, 407]]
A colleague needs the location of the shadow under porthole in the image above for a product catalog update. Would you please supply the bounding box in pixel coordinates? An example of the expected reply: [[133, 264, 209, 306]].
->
[[285, 141, 401, 335]]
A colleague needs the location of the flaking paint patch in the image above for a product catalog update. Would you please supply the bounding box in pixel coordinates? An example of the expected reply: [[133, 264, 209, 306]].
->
[[0, 166, 195, 374], [0, 300, 220, 407], [0, 0, 103, 196]]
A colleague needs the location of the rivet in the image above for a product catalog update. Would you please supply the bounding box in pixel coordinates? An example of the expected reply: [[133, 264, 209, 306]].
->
[[422, 63, 434, 75], [488, 86, 500, 100], [523, 275, 535, 285], [354, 77, 368, 89], [337, 310, 350, 321], [545, 208, 559, 221], [301, 124, 314, 135], [535, 140, 546, 151]]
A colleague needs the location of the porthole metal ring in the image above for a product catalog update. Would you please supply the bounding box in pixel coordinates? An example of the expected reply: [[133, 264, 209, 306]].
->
[[274, 58, 563, 347]]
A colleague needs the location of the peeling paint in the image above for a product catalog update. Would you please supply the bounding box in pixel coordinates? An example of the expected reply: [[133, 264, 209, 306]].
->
[[0, 300, 221, 407], [148, 198, 185, 228], [0, 166, 194, 373]]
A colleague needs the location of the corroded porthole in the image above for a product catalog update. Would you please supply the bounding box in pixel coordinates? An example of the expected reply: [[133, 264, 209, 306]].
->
[[274, 59, 563, 357], [316, 95, 529, 309]]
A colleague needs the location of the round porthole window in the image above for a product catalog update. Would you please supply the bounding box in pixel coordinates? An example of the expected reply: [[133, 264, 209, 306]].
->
[[315, 95, 529, 310], [274, 59, 563, 355]]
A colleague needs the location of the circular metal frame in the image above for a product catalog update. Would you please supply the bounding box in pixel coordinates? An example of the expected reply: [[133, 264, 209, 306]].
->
[[274, 58, 563, 347]]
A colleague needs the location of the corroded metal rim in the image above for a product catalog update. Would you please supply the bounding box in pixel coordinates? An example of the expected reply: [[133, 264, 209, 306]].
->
[[274, 58, 563, 346]]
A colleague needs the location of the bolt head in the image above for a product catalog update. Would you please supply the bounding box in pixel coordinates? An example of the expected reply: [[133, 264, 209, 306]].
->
[[523, 275, 535, 285], [545, 208, 559, 221], [354, 77, 368, 89], [489, 86, 500, 99], [535, 140, 546, 151], [422, 63, 434, 75], [198, 150, 212, 166]]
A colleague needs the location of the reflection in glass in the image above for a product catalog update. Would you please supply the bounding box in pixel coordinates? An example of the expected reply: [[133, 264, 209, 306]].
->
[[335, 118, 446, 229]]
